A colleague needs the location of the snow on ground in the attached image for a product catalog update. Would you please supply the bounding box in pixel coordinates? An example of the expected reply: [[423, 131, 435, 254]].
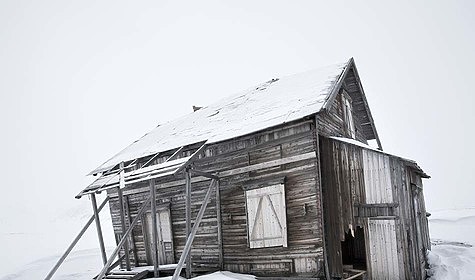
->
[[0, 195, 115, 279], [427, 208, 475, 279], [150, 271, 256, 280], [3, 206, 475, 279], [0, 248, 113, 280]]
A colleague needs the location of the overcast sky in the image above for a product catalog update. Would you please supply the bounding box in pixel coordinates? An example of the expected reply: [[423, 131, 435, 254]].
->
[[1, 0, 474, 268]]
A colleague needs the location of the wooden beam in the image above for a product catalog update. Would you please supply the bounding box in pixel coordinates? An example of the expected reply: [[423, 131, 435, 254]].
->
[[313, 117, 331, 280], [172, 179, 217, 280], [96, 195, 152, 280], [322, 57, 353, 112], [185, 168, 192, 279], [118, 163, 131, 271], [166, 146, 184, 162], [217, 151, 316, 177], [190, 169, 219, 180], [174, 142, 207, 175], [44, 197, 110, 280], [150, 179, 160, 277], [350, 60, 383, 150], [90, 193, 107, 265], [216, 180, 224, 270]]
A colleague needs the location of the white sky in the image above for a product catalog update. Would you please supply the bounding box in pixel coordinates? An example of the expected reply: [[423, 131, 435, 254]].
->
[[0, 0, 474, 268]]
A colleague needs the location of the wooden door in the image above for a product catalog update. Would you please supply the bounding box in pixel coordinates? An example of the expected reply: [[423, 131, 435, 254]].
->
[[144, 207, 175, 265], [367, 219, 400, 280]]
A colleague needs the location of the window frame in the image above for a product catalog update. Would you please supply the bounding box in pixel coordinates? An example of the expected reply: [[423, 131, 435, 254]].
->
[[342, 92, 356, 139], [245, 183, 288, 249]]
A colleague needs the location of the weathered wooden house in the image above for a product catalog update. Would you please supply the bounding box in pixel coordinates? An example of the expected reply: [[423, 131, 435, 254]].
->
[[49, 58, 431, 280]]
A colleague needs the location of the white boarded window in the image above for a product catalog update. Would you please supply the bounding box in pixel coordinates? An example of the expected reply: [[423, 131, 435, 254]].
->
[[245, 184, 288, 249]]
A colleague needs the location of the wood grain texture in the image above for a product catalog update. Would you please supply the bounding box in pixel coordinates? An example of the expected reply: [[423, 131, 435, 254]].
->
[[106, 119, 324, 277], [319, 137, 429, 279]]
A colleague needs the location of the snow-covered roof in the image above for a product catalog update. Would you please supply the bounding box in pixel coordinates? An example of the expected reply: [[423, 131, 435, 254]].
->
[[90, 60, 351, 175]]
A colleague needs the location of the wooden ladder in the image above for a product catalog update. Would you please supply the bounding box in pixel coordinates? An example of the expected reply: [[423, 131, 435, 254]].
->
[[101, 270, 148, 280]]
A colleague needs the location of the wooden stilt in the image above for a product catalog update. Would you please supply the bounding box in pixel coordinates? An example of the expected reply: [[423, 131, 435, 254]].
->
[[172, 179, 217, 280], [44, 197, 110, 280], [91, 193, 107, 265], [150, 179, 160, 277], [118, 162, 131, 271], [185, 168, 192, 279]]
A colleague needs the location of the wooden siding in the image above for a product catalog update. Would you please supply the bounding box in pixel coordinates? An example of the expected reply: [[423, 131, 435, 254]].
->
[[342, 67, 377, 140], [319, 136, 366, 278], [317, 89, 368, 143], [319, 137, 430, 279], [390, 157, 431, 280], [106, 118, 325, 277]]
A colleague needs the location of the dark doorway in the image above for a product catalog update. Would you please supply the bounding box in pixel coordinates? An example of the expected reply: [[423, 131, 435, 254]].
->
[[341, 226, 367, 270]]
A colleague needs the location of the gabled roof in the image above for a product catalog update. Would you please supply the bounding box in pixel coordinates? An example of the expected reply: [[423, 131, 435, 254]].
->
[[90, 58, 377, 175]]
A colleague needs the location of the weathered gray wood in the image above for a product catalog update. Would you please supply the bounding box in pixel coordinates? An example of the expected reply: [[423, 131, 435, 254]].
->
[[313, 119, 331, 280], [217, 151, 316, 177], [174, 142, 207, 175], [350, 61, 383, 150], [91, 193, 107, 265], [124, 196, 139, 266], [77, 159, 138, 198], [106, 120, 330, 276], [185, 169, 192, 279], [321, 58, 353, 112], [172, 179, 217, 280], [118, 162, 131, 271], [44, 197, 110, 280], [150, 179, 160, 277], [96, 195, 152, 280], [190, 169, 219, 180], [216, 180, 224, 270]]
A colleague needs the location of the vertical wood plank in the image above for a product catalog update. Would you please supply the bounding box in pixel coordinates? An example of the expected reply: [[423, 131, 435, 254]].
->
[[216, 180, 224, 270], [118, 162, 131, 271], [150, 179, 159, 277], [185, 168, 192, 278], [124, 195, 139, 267]]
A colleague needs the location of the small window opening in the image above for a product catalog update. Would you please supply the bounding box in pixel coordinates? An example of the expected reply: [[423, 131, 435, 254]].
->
[[341, 226, 367, 271], [342, 93, 356, 139]]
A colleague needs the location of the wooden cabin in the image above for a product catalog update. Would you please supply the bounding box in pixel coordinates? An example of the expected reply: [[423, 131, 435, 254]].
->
[[75, 58, 430, 280]]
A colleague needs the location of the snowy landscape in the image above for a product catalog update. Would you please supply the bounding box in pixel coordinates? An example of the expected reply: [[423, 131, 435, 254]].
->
[[1, 1, 474, 280], [1, 204, 475, 280]]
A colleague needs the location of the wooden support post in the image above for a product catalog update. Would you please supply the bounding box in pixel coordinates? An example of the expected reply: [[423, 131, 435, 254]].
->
[[44, 197, 110, 280], [91, 193, 107, 265], [96, 195, 152, 280], [216, 180, 224, 270], [150, 179, 160, 277], [313, 117, 331, 280], [118, 162, 131, 271], [172, 179, 217, 280], [185, 168, 192, 279]]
